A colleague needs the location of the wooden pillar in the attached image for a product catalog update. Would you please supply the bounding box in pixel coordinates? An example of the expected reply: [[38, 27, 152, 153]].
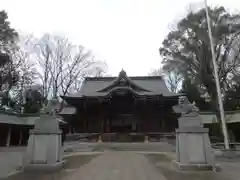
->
[[6, 126, 12, 147], [101, 119, 104, 132], [18, 131, 22, 146], [68, 124, 72, 134], [98, 118, 104, 143], [83, 118, 86, 132], [161, 119, 165, 132], [106, 119, 110, 132]]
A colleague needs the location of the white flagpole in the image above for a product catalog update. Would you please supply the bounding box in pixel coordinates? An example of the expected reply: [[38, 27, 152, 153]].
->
[[204, 0, 229, 149]]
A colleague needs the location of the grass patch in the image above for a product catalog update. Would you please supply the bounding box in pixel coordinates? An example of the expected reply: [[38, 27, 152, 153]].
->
[[157, 164, 231, 180], [158, 165, 215, 180], [146, 154, 172, 164], [146, 154, 232, 180], [63, 154, 99, 169]]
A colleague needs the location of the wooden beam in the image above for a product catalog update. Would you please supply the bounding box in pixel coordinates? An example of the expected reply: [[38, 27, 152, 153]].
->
[[6, 126, 11, 147], [18, 131, 22, 146]]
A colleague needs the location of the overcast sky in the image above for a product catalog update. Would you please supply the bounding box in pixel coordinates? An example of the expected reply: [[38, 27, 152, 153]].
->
[[1, 0, 240, 76]]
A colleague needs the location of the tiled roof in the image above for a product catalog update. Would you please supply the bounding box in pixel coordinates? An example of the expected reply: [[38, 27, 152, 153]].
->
[[63, 70, 181, 98]]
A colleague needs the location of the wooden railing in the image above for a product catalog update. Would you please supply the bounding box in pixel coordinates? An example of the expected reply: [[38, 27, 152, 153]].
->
[[65, 132, 176, 142]]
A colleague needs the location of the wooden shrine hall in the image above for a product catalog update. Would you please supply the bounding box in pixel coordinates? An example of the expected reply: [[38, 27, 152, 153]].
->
[[60, 70, 182, 142]]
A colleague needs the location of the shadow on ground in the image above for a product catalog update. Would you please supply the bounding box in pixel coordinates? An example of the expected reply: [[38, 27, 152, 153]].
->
[[0, 155, 99, 180], [146, 154, 234, 180]]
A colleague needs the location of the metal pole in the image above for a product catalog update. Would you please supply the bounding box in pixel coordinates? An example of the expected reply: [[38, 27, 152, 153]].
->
[[204, 0, 229, 149]]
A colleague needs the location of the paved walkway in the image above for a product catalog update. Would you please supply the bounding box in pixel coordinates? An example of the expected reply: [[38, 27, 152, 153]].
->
[[67, 152, 167, 180], [0, 142, 176, 178], [0, 147, 25, 178]]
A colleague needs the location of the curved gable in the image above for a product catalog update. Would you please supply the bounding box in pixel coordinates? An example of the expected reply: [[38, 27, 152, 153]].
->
[[98, 69, 151, 92]]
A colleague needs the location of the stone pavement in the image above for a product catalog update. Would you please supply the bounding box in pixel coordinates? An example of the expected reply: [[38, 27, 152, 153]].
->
[[0, 143, 91, 178], [0, 142, 170, 178], [0, 147, 25, 178], [67, 152, 168, 180], [219, 161, 240, 180]]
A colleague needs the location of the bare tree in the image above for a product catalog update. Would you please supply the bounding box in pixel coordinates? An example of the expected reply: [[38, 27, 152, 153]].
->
[[33, 34, 107, 100], [148, 68, 163, 76], [148, 68, 182, 93], [8, 35, 38, 106], [164, 70, 183, 93]]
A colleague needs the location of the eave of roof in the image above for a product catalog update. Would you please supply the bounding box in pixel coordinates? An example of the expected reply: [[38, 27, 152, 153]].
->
[[0, 111, 67, 125], [61, 92, 185, 100]]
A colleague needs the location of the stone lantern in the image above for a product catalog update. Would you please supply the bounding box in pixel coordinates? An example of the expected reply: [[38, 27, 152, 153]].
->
[[23, 99, 65, 172]]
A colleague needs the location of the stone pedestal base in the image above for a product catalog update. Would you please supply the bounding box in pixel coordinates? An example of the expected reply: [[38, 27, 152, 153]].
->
[[172, 160, 221, 172], [23, 160, 66, 173], [176, 128, 215, 165], [98, 135, 103, 143], [144, 135, 149, 143]]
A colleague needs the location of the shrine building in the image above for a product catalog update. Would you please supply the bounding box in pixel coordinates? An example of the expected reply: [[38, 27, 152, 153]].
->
[[60, 70, 183, 141], [1, 70, 240, 145]]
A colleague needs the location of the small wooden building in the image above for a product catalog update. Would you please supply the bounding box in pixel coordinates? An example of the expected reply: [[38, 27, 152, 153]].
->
[[0, 110, 66, 147], [60, 70, 182, 141]]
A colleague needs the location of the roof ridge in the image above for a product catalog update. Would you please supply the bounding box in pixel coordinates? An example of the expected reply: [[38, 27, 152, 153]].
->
[[85, 76, 163, 81]]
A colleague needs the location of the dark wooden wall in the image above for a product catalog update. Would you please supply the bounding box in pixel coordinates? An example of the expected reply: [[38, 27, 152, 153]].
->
[[63, 105, 178, 133]]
